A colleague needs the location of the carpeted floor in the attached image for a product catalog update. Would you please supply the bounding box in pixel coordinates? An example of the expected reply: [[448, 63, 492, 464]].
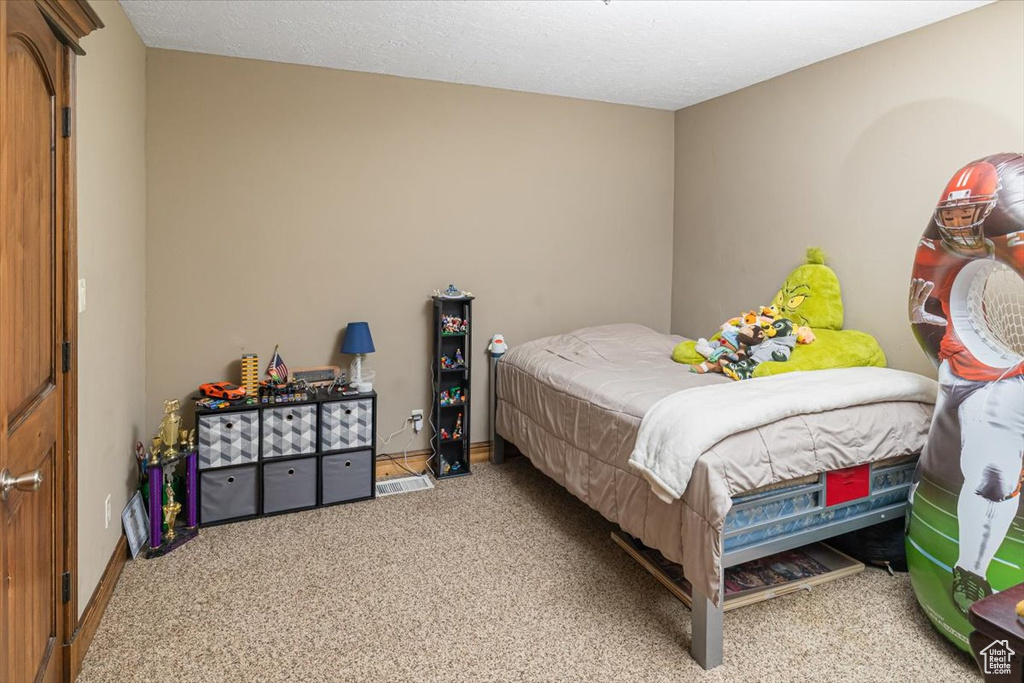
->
[[80, 458, 977, 682]]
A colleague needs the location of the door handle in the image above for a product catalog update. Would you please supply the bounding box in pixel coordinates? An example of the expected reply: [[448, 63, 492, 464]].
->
[[1, 468, 43, 501]]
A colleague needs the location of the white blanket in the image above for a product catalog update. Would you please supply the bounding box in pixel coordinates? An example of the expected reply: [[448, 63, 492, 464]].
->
[[627, 367, 938, 503]]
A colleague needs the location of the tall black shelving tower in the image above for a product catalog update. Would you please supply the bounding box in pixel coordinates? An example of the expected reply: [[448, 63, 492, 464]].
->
[[431, 295, 473, 478]]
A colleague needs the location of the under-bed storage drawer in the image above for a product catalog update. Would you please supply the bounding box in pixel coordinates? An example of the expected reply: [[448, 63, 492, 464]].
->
[[200, 465, 258, 524], [263, 457, 318, 514], [321, 450, 373, 505], [262, 405, 318, 459], [197, 410, 259, 469], [320, 399, 373, 451]]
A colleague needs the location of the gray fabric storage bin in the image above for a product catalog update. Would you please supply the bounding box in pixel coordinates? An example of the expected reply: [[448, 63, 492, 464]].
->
[[200, 465, 258, 524], [321, 450, 373, 504], [263, 457, 317, 513], [320, 399, 373, 451], [262, 404, 318, 459], [198, 410, 259, 469]]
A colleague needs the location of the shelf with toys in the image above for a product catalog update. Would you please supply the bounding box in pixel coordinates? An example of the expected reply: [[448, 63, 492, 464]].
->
[[431, 285, 473, 479], [192, 345, 378, 526]]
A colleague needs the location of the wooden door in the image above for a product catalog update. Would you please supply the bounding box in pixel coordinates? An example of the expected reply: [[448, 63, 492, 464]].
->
[[0, 2, 68, 682]]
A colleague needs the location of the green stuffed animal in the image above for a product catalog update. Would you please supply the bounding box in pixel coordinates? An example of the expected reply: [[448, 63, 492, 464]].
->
[[673, 248, 886, 376], [771, 247, 844, 330]]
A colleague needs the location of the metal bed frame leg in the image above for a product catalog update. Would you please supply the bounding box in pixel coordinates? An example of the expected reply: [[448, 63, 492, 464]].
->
[[490, 353, 507, 465], [491, 433, 506, 464], [690, 577, 724, 669]]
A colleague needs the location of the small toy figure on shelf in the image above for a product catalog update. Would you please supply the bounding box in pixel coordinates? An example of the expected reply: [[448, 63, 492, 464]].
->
[[451, 460, 463, 473], [439, 428, 450, 440], [439, 387, 465, 406], [452, 412, 463, 440], [442, 458, 451, 474], [441, 315, 469, 335], [441, 349, 466, 369], [433, 283, 473, 299]]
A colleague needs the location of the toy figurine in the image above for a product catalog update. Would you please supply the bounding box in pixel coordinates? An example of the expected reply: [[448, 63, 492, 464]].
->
[[440, 387, 465, 406], [453, 412, 463, 440], [488, 334, 508, 357], [441, 315, 470, 335], [451, 460, 462, 473], [454, 349, 464, 366], [440, 428, 450, 440]]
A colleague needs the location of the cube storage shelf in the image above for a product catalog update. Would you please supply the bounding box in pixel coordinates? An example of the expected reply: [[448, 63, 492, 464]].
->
[[432, 295, 473, 478], [195, 389, 377, 526]]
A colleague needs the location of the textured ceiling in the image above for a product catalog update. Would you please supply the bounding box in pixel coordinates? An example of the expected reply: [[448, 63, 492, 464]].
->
[[119, 0, 992, 111]]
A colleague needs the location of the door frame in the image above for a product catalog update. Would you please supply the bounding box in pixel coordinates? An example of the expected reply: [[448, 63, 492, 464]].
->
[[17, 1, 101, 680]]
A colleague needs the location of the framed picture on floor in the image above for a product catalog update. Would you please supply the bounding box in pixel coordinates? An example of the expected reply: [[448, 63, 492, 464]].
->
[[122, 491, 150, 559]]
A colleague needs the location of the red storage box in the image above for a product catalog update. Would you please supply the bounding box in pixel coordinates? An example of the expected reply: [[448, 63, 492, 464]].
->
[[825, 464, 870, 506]]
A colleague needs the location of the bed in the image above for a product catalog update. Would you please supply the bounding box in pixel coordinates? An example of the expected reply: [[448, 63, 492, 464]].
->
[[493, 323, 936, 669]]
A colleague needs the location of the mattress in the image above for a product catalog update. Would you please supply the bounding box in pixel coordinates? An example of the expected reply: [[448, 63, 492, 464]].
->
[[495, 323, 934, 604]]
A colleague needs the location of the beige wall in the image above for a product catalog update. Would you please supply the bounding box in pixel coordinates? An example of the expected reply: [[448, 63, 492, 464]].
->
[[671, 0, 1023, 377], [145, 50, 674, 449], [76, 0, 147, 616]]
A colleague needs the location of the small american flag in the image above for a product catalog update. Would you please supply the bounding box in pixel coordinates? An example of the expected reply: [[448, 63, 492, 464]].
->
[[266, 345, 289, 383]]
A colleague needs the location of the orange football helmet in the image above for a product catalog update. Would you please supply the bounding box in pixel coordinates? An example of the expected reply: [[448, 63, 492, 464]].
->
[[933, 161, 999, 250]]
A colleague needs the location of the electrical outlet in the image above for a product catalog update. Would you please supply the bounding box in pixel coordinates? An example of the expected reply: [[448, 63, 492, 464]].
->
[[78, 279, 87, 314], [104, 494, 111, 529], [411, 409, 424, 433], [411, 409, 423, 420]]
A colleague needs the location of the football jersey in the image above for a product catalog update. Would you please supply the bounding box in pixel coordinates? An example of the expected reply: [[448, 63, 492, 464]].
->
[[913, 232, 1024, 382]]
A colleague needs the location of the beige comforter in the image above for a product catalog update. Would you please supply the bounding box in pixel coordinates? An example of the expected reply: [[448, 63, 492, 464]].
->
[[495, 324, 935, 605]]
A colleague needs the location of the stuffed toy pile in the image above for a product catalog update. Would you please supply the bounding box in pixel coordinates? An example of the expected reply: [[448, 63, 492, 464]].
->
[[689, 308, 815, 380], [673, 248, 887, 379]]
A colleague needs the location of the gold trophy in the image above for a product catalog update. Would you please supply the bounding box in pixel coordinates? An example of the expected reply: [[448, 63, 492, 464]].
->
[[162, 476, 181, 541], [159, 399, 182, 458], [187, 428, 196, 453], [149, 436, 162, 465]]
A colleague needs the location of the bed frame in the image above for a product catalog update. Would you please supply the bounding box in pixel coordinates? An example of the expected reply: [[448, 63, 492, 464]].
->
[[491, 435, 916, 670]]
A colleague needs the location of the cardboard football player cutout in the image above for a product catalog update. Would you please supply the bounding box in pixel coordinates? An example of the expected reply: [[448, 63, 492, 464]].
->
[[906, 152, 1024, 653]]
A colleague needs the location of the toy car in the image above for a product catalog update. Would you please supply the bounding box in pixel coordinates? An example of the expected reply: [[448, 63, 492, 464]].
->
[[199, 382, 246, 401]]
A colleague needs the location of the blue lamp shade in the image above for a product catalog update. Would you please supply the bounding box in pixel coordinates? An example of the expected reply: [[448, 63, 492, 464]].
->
[[341, 322, 375, 355]]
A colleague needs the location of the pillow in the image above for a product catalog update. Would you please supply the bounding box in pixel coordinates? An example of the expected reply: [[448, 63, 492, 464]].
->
[[771, 247, 844, 330], [752, 328, 886, 377]]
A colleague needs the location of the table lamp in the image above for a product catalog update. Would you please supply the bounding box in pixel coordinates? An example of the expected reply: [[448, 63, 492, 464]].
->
[[341, 322, 375, 391]]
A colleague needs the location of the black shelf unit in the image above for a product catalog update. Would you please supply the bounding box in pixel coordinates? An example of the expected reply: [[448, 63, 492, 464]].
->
[[194, 388, 377, 526], [431, 295, 473, 478]]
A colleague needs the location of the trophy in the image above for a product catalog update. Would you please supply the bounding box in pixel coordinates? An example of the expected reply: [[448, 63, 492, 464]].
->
[[162, 474, 181, 541], [159, 399, 182, 457]]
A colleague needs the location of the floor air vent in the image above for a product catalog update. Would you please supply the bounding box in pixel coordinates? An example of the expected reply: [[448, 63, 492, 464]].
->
[[376, 474, 435, 497]]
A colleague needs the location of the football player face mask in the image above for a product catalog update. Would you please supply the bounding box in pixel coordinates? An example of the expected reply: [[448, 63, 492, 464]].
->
[[933, 161, 999, 251]]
